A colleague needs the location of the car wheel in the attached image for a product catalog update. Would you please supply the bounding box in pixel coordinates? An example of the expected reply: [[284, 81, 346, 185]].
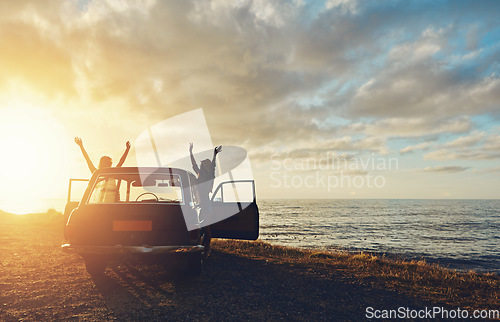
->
[[84, 255, 106, 277]]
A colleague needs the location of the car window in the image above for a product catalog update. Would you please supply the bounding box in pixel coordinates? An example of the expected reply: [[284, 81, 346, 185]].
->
[[88, 178, 119, 203], [211, 180, 255, 203], [87, 173, 184, 204]]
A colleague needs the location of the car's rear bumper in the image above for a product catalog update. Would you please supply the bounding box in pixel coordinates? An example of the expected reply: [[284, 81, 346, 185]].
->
[[61, 244, 204, 255]]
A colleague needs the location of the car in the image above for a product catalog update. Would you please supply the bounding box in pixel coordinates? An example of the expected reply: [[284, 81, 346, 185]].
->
[[62, 166, 259, 277]]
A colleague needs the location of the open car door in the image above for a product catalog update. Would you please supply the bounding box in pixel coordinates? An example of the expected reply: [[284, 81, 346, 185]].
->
[[64, 178, 89, 222], [209, 180, 259, 240]]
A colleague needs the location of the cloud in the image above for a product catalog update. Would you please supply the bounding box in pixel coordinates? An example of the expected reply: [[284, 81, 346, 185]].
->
[[424, 148, 500, 161], [387, 26, 446, 63], [248, 135, 387, 165], [423, 150, 457, 161], [424, 130, 500, 161], [349, 52, 500, 120], [344, 116, 471, 138], [483, 133, 500, 151], [443, 131, 485, 148], [0, 2, 75, 97], [1, 0, 500, 166], [421, 165, 469, 173], [346, 17, 500, 120], [400, 142, 433, 154], [325, 0, 358, 15]]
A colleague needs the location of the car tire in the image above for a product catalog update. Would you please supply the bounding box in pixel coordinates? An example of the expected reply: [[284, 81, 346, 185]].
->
[[84, 255, 106, 277]]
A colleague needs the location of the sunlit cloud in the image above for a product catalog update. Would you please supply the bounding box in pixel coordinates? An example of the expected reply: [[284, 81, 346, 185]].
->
[[0, 0, 499, 203]]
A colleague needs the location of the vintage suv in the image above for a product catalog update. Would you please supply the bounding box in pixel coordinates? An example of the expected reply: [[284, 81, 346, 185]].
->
[[62, 167, 259, 276]]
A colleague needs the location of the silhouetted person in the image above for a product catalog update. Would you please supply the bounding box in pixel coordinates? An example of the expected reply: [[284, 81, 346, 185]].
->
[[190, 143, 222, 257], [74, 137, 131, 173], [75, 137, 131, 202]]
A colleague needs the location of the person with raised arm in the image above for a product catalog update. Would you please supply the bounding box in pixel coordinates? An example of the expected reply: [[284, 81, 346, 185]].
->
[[189, 143, 222, 257], [74, 137, 131, 203], [74, 137, 131, 174]]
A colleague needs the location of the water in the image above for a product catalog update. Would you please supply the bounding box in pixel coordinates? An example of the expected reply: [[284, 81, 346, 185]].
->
[[259, 199, 500, 274]]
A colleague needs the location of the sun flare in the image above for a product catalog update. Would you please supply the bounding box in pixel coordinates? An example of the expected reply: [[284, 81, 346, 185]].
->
[[0, 136, 37, 179], [0, 100, 70, 214]]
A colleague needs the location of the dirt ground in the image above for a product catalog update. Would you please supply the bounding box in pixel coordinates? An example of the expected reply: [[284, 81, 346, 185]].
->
[[1, 212, 443, 321]]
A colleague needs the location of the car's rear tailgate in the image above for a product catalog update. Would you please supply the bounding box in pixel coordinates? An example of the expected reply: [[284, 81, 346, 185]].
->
[[67, 204, 190, 246]]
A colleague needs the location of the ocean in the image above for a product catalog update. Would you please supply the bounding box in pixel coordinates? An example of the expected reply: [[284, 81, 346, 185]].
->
[[259, 199, 500, 274], [2, 198, 498, 273]]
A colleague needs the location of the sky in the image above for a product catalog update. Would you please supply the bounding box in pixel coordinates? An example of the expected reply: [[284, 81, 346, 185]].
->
[[0, 0, 499, 213]]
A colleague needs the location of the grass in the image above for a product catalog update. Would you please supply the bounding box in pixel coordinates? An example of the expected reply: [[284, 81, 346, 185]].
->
[[213, 239, 499, 311]]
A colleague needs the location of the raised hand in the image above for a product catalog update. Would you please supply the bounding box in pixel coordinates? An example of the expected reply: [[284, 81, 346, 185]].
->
[[117, 140, 131, 168], [74, 137, 83, 147], [74, 137, 96, 173], [189, 143, 199, 173]]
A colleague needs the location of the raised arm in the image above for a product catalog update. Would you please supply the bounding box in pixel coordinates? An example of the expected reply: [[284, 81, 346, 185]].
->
[[74, 137, 96, 173], [116, 141, 131, 167], [212, 145, 222, 165], [189, 143, 200, 174]]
